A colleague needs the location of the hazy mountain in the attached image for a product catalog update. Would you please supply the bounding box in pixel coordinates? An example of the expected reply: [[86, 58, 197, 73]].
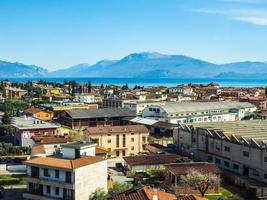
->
[[0, 60, 48, 77], [1, 52, 267, 79]]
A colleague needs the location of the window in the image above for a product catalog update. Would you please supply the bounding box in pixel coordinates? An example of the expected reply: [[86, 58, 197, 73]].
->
[[224, 146, 230, 152], [65, 171, 72, 183], [215, 158, 221, 164], [131, 138, 134, 142], [252, 169, 259, 177], [116, 135, 119, 148], [131, 146, 134, 151], [264, 174, 267, 179], [46, 185, 51, 194], [131, 133, 134, 135], [243, 151, 249, 157], [122, 134, 126, 147], [107, 139, 111, 143], [208, 156, 213, 161], [44, 168, 50, 177], [224, 161, 230, 167], [264, 157, 267, 162], [116, 151, 120, 157], [55, 170, 59, 178], [122, 150, 126, 157], [55, 187, 59, 195], [233, 164, 239, 170]]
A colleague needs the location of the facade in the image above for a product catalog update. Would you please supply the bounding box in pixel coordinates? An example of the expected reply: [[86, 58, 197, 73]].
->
[[23, 141, 107, 200], [3, 87, 27, 99], [142, 101, 256, 124], [102, 98, 123, 108], [174, 120, 267, 184], [11, 116, 60, 146], [240, 96, 267, 110], [74, 93, 95, 104], [123, 100, 165, 115], [58, 108, 136, 129], [165, 162, 220, 196], [25, 107, 54, 121], [83, 125, 149, 157]]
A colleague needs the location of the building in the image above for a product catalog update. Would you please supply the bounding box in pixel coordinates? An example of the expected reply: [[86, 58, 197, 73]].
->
[[123, 100, 165, 115], [74, 93, 96, 104], [3, 87, 27, 99], [39, 102, 98, 112], [240, 96, 267, 110], [83, 125, 149, 157], [25, 107, 54, 121], [142, 101, 256, 124], [11, 116, 60, 146], [58, 108, 135, 129], [102, 98, 123, 108], [112, 185, 177, 200], [165, 162, 220, 196], [174, 120, 267, 184], [123, 154, 180, 172], [23, 141, 107, 200]]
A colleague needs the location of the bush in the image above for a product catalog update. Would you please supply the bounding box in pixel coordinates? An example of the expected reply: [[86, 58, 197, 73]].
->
[[109, 182, 132, 196], [0, 175, 25, 185]]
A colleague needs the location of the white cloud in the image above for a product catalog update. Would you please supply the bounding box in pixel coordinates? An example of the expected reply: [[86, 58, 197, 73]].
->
[[192, 8, 267, 26]]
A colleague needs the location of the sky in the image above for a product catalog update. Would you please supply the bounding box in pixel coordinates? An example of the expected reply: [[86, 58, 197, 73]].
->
[[0, 0, 267, 71]]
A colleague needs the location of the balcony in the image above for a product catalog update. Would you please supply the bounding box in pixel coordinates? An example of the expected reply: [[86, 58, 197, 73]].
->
[[24, 176, 74, 190]]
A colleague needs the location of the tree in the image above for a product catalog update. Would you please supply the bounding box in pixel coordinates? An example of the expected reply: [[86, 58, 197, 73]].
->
[[2, 112, 11, 124], [89, 188, 107, 200], [181, 169, 218, 197], [108, 182, 132, 196], [265, 86, 267, 97], [69, 131, 84, 142], [88, 81, 92, 93]]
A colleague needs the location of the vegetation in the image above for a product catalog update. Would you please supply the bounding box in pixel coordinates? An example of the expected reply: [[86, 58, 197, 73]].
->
[[0, 175, 26, 185], [108, 182, 132, 196], [69, 131, 84, 141], [0, 143, 31, 155], [89, 188, 107, 200], [0, 101, 28, 116], [175, 156, 191, 163], [181, 169, 218, 197]]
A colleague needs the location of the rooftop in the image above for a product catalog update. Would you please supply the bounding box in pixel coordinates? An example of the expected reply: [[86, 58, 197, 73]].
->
[[11, 116, 60, 130], [166, 162, 220, 176], [61, 141, 97, 149], [123, 154, 180, 166], [65, 108, 135, 119], [85, 125, 149, 135], [24, 155, 104, 170], [156, 101, 255, 114], [180, 120, 267, 147]]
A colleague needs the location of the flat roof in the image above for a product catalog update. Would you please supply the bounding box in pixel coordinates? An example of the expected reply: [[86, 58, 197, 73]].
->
[[61, 141, 97, 149], [11, 116, 60, 130]]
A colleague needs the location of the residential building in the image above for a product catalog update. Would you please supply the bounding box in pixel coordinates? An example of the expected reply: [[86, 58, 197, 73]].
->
[[174, 120, 267, 184], [74, 93, 95, 104], [123, 100, 165, 115], [112, 185, 177, 200], [142, 101, 256, 124], [58, 108, 135, 129], [25, 107, 54, 121], [123, 154, 180, 172], [39, 102, 98, 112], [165, 162, 220, 196], [102, 98, 123, 108], [3, 86, 27, 99], [23, 141, 107, 200], [240, 96, 267, 110], [83, 125, 149, 157], [11, 116, 60, 146]]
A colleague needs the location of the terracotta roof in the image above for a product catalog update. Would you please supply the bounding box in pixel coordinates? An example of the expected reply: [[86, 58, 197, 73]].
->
[[31, 145, 46, 155], [25, 107, 42, 114], [123, 154, 180, 166], [24, 156, 105, 170], [112, 185, 177, 200], [96, 146, 108, 154], [177, 195, 207, 200], [166, 163, 220, 176], [32, 136, 69, 144], [85, 125, 149, 135]]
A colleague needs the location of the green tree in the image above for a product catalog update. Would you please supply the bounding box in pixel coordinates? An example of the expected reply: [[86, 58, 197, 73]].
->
[[265, 86, 267, 97], [69, 131, 84, 142], [88, 81, 92, 93], [109, 182, 132, 196], [89, 188, 107, 200], [2, 112, 11, 124]]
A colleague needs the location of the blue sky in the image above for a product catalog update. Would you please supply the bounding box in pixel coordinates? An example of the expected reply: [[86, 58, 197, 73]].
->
[[0, 0, 267, 71]]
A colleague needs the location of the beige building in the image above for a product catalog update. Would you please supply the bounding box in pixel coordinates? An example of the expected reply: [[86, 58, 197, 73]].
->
[[23, 141, 107, 200], [174, 120, 267, 184], [83, 125, 149, 157]]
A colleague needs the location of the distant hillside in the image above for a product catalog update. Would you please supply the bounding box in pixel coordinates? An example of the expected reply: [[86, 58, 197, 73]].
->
[[0, 60, 48, 77], [1, 52, 267, 79]]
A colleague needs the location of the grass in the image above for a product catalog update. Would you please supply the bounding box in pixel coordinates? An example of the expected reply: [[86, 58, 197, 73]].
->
[[205, 187, 233, 200], [0, 175, 26, 185]]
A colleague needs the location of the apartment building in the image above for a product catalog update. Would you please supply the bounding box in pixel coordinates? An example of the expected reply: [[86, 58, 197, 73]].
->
[[240, 96, 267, 110], [11, 116, 60, 146], [3, 86, 27, 99], [23, 141, 107, 200], [74, 93, 96, 104], [24, 107, 54, 121], [174, 120, 267, 184], [83, 125, 149, 157], [142, 101, 256, 124], [123, 100, 165, 115]]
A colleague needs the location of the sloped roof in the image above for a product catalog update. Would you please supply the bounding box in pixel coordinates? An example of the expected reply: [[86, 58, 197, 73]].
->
[[65, 108, 135, 119], [85, 125, 149, 135]]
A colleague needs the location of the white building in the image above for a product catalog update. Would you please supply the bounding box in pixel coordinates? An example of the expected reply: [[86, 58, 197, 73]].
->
[[23, 141, 107, 200], [123, 100, 165, 115], [74, 93, 95, 104], [142, 101, 256, 124]]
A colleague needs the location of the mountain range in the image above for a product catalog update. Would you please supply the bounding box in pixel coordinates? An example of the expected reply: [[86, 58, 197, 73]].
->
[[1, 52, 267, 79]]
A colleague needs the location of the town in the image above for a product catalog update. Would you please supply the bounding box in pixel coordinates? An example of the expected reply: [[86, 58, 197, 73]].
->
[[0, 80, 267, 200]]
